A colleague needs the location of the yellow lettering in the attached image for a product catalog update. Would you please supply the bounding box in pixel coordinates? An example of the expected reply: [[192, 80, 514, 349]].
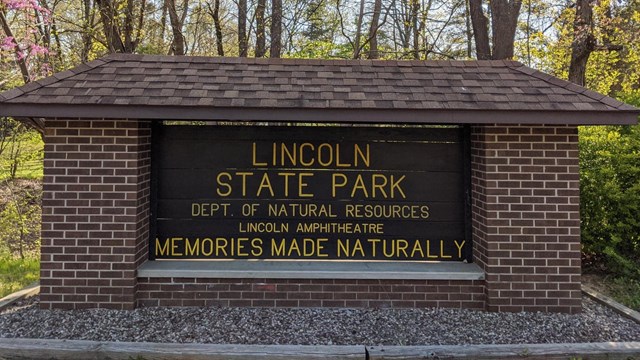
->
[[426, 240, 438, 259], [350, 174, 369, 198], [288, 238, 301, 256], [202, 238, 213, 256], [171, 237, 183, 256], [155, 238, 170, 256], [337, 239, 349, 257], [185, 237, 200, 256], [352, 239, 365, 257], [298, 173, 314, 197], [390, 175, 406, 199], [251, 238, 263, 257], [371, 174, 388, 198], [216, 172, 232, 197], [278, 172, 295, 197], [299, 143, 314, 166], [455, 240, 466, 259], [272, 238, 286, 256], [332, 173, 348, 197], [256, 173, 275, 197], [317, 238, 328, 257], [410, 240, 424, 258], [318, 143, 333, 166], [236, 172, 253, 197], [397, 239, 409, 258], [252, 143, 267, 166], [216, 237, 228, 256], [281, 143, 296, 166], [354, 144, 370, 167]]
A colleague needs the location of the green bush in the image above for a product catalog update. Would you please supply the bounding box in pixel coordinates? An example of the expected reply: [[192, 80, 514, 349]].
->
[[580, 111, 640, 277]]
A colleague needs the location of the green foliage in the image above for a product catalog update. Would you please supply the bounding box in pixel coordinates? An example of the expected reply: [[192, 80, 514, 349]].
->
[[0, 181, 41, 259], [0, 118, 43, 181], [0, 253, 39, 298], [607, 276, 640, 311], [580, 120, 640, 278]]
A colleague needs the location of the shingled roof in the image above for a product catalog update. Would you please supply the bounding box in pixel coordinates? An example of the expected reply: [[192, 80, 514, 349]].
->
[[0, 53, 638, 124]]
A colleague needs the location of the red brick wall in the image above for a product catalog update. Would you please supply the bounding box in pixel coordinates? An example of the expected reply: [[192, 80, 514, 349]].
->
[[137, 278, 485, 309], [471, 125, 581, 313], [40, 119, 151, 310]]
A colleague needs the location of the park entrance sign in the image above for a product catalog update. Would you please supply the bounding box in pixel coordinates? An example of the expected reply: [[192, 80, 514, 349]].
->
[[152, 125, 470, 261], [0, 54, 638, 313]]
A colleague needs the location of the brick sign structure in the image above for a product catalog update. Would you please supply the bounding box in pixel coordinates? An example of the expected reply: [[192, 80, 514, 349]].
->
[[0, 54, 638, 313]]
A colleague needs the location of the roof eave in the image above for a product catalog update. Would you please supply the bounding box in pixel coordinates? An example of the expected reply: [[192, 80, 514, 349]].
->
[[0, 103, 637, 125]]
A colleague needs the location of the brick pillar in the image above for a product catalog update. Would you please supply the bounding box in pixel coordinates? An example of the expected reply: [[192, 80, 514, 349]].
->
[[40, 119, 151, 310], [471, 125, 581, 313]]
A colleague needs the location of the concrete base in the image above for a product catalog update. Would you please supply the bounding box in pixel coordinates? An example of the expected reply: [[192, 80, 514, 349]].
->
[[137, 260, 485, 280]]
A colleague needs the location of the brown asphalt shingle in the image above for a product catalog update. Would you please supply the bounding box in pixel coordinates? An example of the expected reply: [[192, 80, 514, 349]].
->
[[0, 54, 638, 125]]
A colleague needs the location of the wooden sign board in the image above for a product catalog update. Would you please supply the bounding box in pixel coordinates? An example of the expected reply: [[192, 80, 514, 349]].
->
[[150, 125, 471, 261]]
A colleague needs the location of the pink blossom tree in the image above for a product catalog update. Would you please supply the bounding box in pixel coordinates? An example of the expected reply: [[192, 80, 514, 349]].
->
[[0, 0, 52, 85]]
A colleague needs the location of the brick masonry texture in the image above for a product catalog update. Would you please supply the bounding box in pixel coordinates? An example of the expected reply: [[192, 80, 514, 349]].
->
[[136, 278, 485, 309], [471, 125, 581, 314], [39, 120, 582, 313], [40, 119, 151, 310]]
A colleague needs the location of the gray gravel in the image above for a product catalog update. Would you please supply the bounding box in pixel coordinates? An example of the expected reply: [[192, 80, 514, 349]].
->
[[1, 296, 639, 345]]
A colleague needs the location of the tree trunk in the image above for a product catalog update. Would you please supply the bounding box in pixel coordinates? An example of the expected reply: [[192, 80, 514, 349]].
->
[[469, 0, 521, 60], [255, 0, 266, 57], [367, 0, 382, 59], [135, 0, 147, 50], [468, 0, 490, 60], [399, 0, 411, 50], [124, 0, 135, 52], [568, 0, 595, 86], [212, 0, 224, 56], [167, 0, 186, 55], [238, 0, 248, 56], [160, 0, 168, 41], [489, 0, 522, 59], [95, 0, 126, 52], [80, 0, 93, 62], [411, 0, 419, 59], [270, 0, 282, 57], [352, 0, 365, 58], [465, 0, 473, 58], [0, 9, 31, 83]]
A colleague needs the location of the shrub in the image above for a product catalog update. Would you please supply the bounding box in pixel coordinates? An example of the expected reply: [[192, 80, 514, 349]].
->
[[580, 118, 640, 277]]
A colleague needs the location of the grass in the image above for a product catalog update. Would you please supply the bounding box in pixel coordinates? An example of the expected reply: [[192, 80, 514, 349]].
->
[[0, 129, 44, 181], [583, 273, 640, 311], [0, 253, 39, 298], [604, 277, 640, 311]]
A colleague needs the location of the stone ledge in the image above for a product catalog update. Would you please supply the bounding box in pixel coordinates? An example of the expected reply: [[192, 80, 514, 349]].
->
[[137, 260, 484, 280]]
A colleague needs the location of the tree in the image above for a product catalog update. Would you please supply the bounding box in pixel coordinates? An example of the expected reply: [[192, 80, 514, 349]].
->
[[0, 0, 52, 84], [255, 0, 266, 56], [367, 0, 382, 59], [205, 0, 225, 56], [80, 0, 97, 62], [167, 0, 188, 55], [469, 0, 522, 60], [238, 0, 247, 56], [94, 0, 146, 53], [270, 0, 282, 57], [568, 0, 623, 86]]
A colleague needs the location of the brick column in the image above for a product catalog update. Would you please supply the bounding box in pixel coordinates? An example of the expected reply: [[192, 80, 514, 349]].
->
[[40, 119, 151, 310], [471, 125, 581, 313]]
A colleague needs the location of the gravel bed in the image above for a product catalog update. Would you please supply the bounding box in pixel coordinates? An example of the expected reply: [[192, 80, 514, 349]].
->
[[1, 296, 639, 345]]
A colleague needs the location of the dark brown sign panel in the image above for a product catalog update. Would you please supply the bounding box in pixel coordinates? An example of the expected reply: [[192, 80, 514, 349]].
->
[[150, 125, 471, 261]]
